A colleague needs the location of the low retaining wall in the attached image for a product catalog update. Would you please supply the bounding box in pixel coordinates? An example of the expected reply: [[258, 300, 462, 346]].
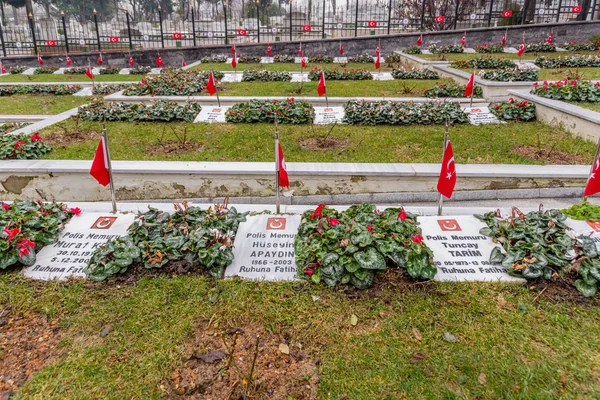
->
[[0, 160, 587, 202], [509, 90, 600, 142]]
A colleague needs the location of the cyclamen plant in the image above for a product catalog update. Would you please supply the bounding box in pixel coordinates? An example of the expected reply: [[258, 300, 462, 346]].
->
[[559, 41, 600, 51], [343, 100, 469, 126], [525, 42, 556, 52], [1, 132, 51, 160], [489, 98, 536, 122], [0, 85, 81, 96], [295, 203, 436, 289], [403, 46, 422, 55], [308, 68, 373, 81], [391, 68, 439, 80], [238, 55, 261, 64], [78, 99, 202, 122], [9, 65, 27, 74], [308, 54, 334, 63], [273, 54, 295, 63], [99, 65, 121, 75], [225, 98, 315, 124], [201, 55, 227, 63], [423, 83, 483, 98], [129, 66, 152, 74], [451, 57, 516, 69], [242, 70, 291, 82], [348, 54, 375, 63], [475, 43, 505, 54], [535, 55, 600, 68], [34, 65, 59, 74], [0, 200, 80, 270], [480, 68, 538, 82], [428, 44, 464, 54], [123, 70, 223, 96], [531, 79, 600, 103]]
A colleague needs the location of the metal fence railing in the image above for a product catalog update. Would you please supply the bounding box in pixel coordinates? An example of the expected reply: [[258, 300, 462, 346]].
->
[[0, 0, 598, 58]]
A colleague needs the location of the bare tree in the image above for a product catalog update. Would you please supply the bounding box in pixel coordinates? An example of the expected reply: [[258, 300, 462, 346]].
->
[[402, 0, 479, 30]]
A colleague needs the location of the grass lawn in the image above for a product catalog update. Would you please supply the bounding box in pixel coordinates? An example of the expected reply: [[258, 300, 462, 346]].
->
[[418, 50, 598, 61], [40, 120, 595, 164], [193, 62, 396, 72], [0, 95, 91, 115], [538, 67, 600, 81], [2, 272, 600, 399], [217, 78, 451, 97], [0, 74, 144, 83]]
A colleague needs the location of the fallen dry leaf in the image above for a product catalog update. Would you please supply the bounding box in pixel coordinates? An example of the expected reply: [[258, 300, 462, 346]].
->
[[279, 343, 290, 355], [412, 327, 423, 342], [479, 372, 487, 385]]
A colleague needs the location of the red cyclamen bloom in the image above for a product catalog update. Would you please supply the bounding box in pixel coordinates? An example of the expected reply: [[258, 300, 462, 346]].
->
[[327, 217, 340, 226], [30, 133, 42, 141], [367, 224, 374, 234], [412, 235, 424, 243], [70, 207, 82, 216], [305, 268, 314, 276], [398, 210, 407, 221], [3, 226, 19, 240], [2, 203, 9, 210], [14, 141, 26, 149]]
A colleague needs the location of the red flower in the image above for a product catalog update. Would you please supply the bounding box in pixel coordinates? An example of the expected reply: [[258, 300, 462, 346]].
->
[[19, 246, 30, 256], [30, 132, 42, 141], [3, 226, 19, 241], [367, 224, 374, 234], [398, 210, 407, 221], [18, 238, 35, 249], [412, 235, 424, 243], [14, 141, 26, 149], [533, 82, 538, 87], [327, 217, 340, 226], [1, 203, 9, 211], [305, 268, 314, 276], [70, 207, 82, 216]]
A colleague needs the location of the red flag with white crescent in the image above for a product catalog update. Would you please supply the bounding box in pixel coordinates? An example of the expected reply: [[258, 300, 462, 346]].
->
[[375, 53, 380, 70], [317, 71, 326, 96], [206, 71, 217, 95], [417, 33, 422, 47], [375, 44, 380, 56], [231, 52, 237, 68], [297, 42, 302, 56], [546, 32, 553, 44], [461, 32, 466, 46], [267, 43, 272, 56], [517, 38, 525, 57], [437, 141, 456, 198], [129, 55, 134, 67], [97, 53, 103, 65], [276, 140, 289, 188], [339, 41, 344, 56], [181, 58, 186, 67], [231, 43, 236, 54], [501, 31, 507, 46], [1, 63, 5, 74], [584, 154, 600, 196], [85, 65, 94, 80], [465, 71, 475, 96], [66, 54, 72, 66], [90, 137, 110, 186], [301, 54, 307, 68], [37, 53, 44, 65], [156, 54, 163, 67]]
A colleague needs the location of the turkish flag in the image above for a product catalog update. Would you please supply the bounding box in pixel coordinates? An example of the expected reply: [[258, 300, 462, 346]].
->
[[156, 54, 163, 67], [417, 33, 422, 47], [584, 155, 600, 196], [437, 141, 456, 198], [1, 64, 5, 74], [298, 43, 302, 56], [181, 58, 186, 67], [276, 140, 289, 188], [66, 54, 72, 66], [85, 65, 94, 80], [231, 53, 237, 68], [206, 71, 217, 95], [517, 39, 525, 57], [231, 43, 236, 54], [461, 32, 466, 46], [501, 32, 507, 46], [97, 53, 103, 65], [339, 41, 344, 55], [301, 55, 307, 68], [546, 32, 553, 44], [465, 71, 475, 96], [267, 43, 272, 56], [317, 71, 326, 96], [375, 44, 380, 56], [37, 53, 44, 65], [375, 53, 380, 70], [129, 55, 134, 67], [90, 137, 110, 186]]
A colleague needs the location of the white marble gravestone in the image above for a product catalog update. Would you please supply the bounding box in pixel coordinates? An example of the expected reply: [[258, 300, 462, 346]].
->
[[313, 107, 345, 124], [463, 106, 500, 125], [194, 106, 230, 123]]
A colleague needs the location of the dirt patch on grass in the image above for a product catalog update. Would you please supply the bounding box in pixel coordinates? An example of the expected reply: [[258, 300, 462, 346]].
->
[[166, 326, 319, 399], [297, 137, 349, 151], [512, 145, 589, 165], [526, 274, 600, 306], [147, 141, 204, 156], [100, 260, 211, 286], [0, 308, 66, 398], [43, 129, 101, 147]]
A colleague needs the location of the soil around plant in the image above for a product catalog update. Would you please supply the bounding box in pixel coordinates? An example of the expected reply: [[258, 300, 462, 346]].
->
[[512, 145, 589, 165], [147, 141, 204, 156], [0, 308, 66, 399], [526, 273, 600, 306], [165, 325, 320, 399], [43, 129, 101, 147], [297, 137, 349, 151]]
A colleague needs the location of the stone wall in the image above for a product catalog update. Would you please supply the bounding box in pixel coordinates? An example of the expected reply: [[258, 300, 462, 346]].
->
[[2, 20, 599, 68]]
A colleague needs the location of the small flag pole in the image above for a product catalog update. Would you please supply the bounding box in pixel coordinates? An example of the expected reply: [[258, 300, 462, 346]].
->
[[438, 120, 450, 216], [585, 137, 600, 199], [470, 66, 476, 108], [325, 78, 329, 107], [378, 39, 381, 78], [274, 116, 281, 214], [102, 119, 117, 213], [211, 67, 221, 107]]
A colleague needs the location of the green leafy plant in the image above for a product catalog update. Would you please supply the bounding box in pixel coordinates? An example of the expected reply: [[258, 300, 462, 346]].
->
[[423, 83, 483, 98], [525, 42, 556, 52], [241, 70, 291, 82], [0, 200, 79, 270], [1, 132, 51, 160], [559, 41, 600, 51], [476, 208, 600, 297], [481, 68, 538, 81], [9, 65, 27, 74], [273, 54, 295, 63], [403, 46, 422, 55], [391, 68, 439, 80], [92, 84, 130, 95], [295, 203, 436, 289], [122, 70, 223, 96], [489, 98, 536, 121], [201, 55, 227, 63], [348, 54, 375, 63], [225, 98, 314, 124], [384, 54, 403, 64], [475, 43, 505, 53], [428, 44, 464, 54], [0, 85, 81, 96], [561, 199, 600, 220], [86, 202, 248, 281], [34, 65, 59, 74], [64, 67, 88, 75], [99, 65, 121, 75], [308, 54, 334, 63], [532, 79, 600, 103], [343, 100, 469, 126], [129, 66, 152, 74], [237, 55, 261, 63], [308, 67, 373, 81], [78, 99, 202, 122], [0, 122, 30, 134], [535, 55, 600, 68], [451, 57, 516, 69]]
